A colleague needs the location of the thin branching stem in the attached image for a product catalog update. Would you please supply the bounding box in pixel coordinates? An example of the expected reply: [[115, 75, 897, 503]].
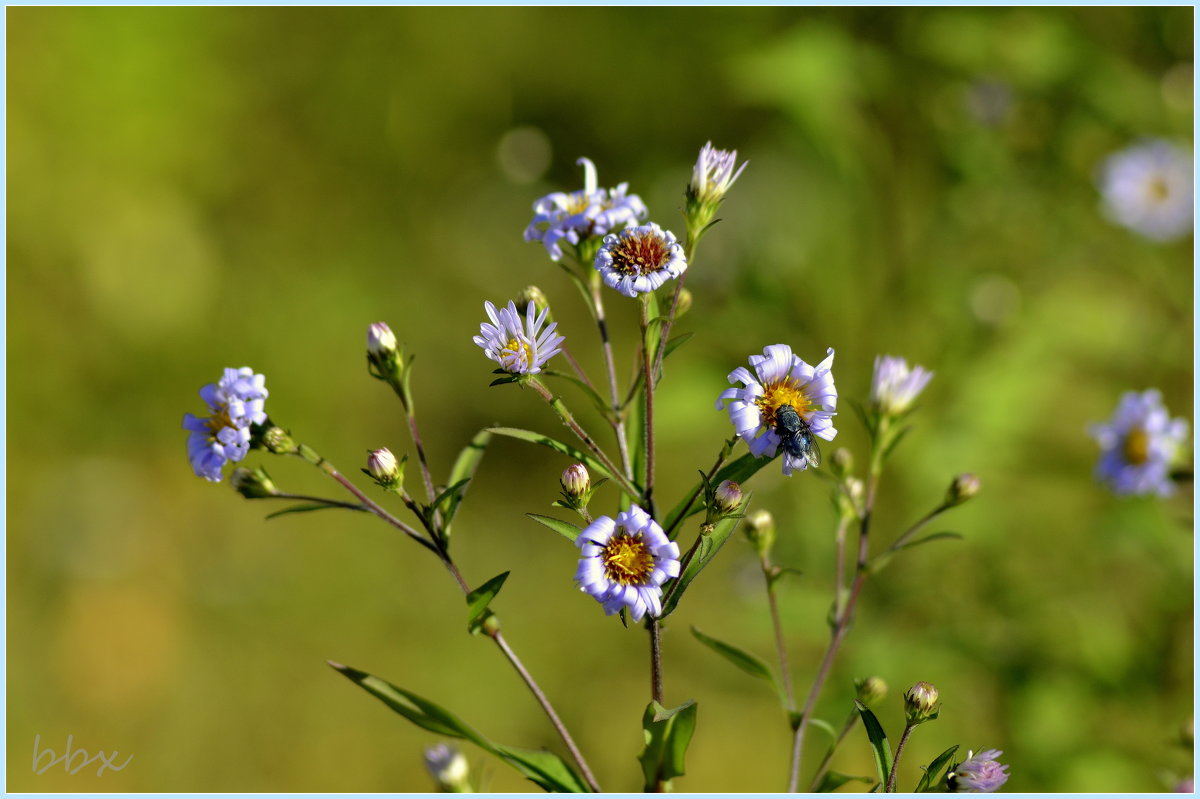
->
[[762, 558, 796, 712], [639, 296, 657, 517], [271, 492, 369, 512], [885, 723, 917, 792]]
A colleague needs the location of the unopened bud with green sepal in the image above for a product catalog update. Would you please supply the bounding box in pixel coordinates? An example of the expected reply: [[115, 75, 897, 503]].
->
[[366, 447, 404, 490], [904, 681, 940, 724], [946, 473, 981, 507], [855, 675, 888, 707], [230, 466, 279, 499], [743, 509, 776, 557]]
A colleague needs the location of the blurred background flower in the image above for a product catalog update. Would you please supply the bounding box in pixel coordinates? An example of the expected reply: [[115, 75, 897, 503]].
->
[[7, 6, 1191, 792]]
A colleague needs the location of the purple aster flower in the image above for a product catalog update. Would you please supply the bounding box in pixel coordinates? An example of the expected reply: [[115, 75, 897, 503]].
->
[[574, 504, 680, 622], [716, 345, 838, 475], [1089, 389, 1189, 497], [593, 222, 687, 298], [1098, 139, 1193, 242], [689, 141, 747, 206], [949, 749, 1009, 793], [182, 367, 268, 482], [472, 299, 564, 375], [1173, 777, 1194, 793], [870, 355, 933, 415], [523, 157, 648, 261]]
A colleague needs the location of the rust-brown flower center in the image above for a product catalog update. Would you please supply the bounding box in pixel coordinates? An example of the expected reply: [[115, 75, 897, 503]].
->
[[608, 232, 670, 276]]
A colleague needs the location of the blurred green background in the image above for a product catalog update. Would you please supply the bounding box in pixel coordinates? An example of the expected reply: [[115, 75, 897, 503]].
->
[[7, 6, 1193, 793]]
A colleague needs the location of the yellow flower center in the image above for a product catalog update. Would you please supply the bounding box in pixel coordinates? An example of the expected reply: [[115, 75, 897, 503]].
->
[[1123, 428, 1150, 465], [1145, 176, 1171, 203], [602, 532, 655, 585], [564, 191, 590, 215], [501, 337, 533, 369], [204, 407, 234, 440], [755, 377, 812, 428], [607, 231, 671, 276]]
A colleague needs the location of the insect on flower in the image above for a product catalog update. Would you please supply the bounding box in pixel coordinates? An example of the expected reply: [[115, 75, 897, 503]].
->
[[774, 403, 820, 469]]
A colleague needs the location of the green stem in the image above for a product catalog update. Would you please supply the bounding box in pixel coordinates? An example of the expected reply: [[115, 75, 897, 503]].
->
[[885, 503, 950, 554], [663, 437, 736, 540], [639, 296, 657, 517], [807, 711, 859, 791], [763, 557, 796, 712]]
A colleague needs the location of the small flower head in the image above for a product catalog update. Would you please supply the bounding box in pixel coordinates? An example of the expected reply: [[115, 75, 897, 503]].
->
[[472, 299, 564, 375], [424, 743, 471, 792], [524, 157, 648, 261], [574, 504, 680, 622], [594, 222, 687, 298], [230, 465, 279, 499], [689, 141, 748, 207], [262, 425, 298, 456], [716, 345, 838, 475], [182, 367, 269, 482], [855, 676, 888, 707], [675, 287, 694, 319], [870, 355, 933, 416], [561, 463, 591, 499], [1089, 389, 1189, 497], [949, 749, 1010, 793], [1098, 139, 1193, 242], [516, 285, 551, 321], [743, 509, 776, 556], [904, 681, 940, 724], [367, 322, 397, 357], [367, 447, 403, 489], [713, 480, 744, 514], [946, 473, 982, 507]]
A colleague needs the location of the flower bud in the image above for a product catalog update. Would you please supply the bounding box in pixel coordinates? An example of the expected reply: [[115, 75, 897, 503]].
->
[[367, 448, 402, 488], [561, 463, 591, 499], [367, 322, 398, 357], [230, 466, 279, 499], [516, 285, 552, 321], [831, 447, 854, 476], [262, 426, 298, 455], [904, 681, 940, 724], [675, 288, 693, 319], [424, 743, 470, 792], [743, 509, 776, 556], [946, 473, 981, 507], [713, 480, 744, 513], [854, 676, 888, 707]]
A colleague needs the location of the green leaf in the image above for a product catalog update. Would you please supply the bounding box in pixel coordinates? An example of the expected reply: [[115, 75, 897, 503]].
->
[[662, 455, 769, 535], [854, 700, 893, 790], [329, 663, 587, 792], [630, 381, 647, 492], [881, 424, 913, 461], [493, 745, 590, 793], [543, 370, 614, 422], [486, 426, 614, 483], [526, 513, 583, 543], [813, 771, 872, 793], [637, 700, 698, 790], [689, 627, 783, 703], [895, 531, 963, 551], [809, 717, 839, 742], [489, 375, 520, 387], [264, 503, 366, 520], [871, 533, 963, 574], [466, 572, 509, 635], [432, 479, 472, 515], [644, 315, 669, 366], [916, 744, 960, 792], [443, 430, 491, 537], [660, 492, 752, 617]]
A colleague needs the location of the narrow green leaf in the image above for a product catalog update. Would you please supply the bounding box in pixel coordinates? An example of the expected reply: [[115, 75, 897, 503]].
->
[[543, 370, 614, 422], [264, 503, 366, 520], [489, 376, 520, 387], [493, 745, 589, 793], [637, 700, 698, 789], [662, 454, 769, 534], [871, 533, 963, 574], [466, 572, 509, 635], [644, 316, 669, 366], [432, 479, 472, 514], [486, 426, 613, 482], [854, 700, 893, 789], [689, 627, 782, 700], [916, 744, 960, 792], [329, 663, 587, 793], [809, 717, 839, 742], [631, 382, 647, 491], [526, 513, 583, 542], [881, 425, 913, 461], [443, 430, 491, 536], [896, 531, 963, 551], [660, 491, 752, 617], [329, 662, 485, 742], [813, 771, 872, 793]]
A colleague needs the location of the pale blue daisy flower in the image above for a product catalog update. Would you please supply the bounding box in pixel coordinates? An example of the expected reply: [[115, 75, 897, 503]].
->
[[472, 299, 564, 375], [523, 157, 648, 261], [1090, 389, 1189, 497], [870, 354, 933, 415], [716, 345, 837, 475], [949, 749, 1009, 793], [183, 367, 269, 482], [574, 504, 680, 622], [689, 141, 747, 206], [593, 222, 687, 298], [1098, 139, 1193, 242]]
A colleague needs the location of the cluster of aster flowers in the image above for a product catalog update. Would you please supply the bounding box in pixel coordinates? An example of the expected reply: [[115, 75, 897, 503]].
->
[[1090, 389, 1189, 497], [182, 367, 268, 481], [522, 157, 648, 261], [1098, 139, 1193, 242]]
